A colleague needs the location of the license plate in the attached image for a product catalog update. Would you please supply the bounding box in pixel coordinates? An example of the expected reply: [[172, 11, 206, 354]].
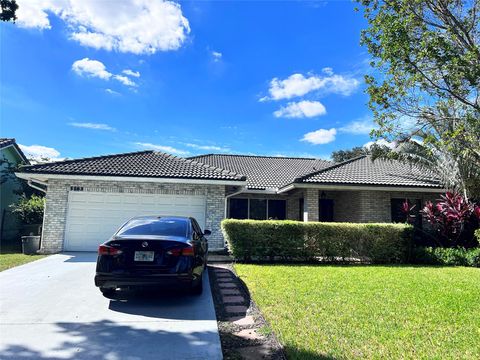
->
[[134, 251, 155, 262]]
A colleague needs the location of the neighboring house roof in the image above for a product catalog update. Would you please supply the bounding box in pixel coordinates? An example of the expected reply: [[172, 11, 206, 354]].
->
[[20, 150, 246, 181], [0, 138, 29, 164], [189, 154, 332, 190], [0, 138, 15, 148], [295, 155, 442, 188]]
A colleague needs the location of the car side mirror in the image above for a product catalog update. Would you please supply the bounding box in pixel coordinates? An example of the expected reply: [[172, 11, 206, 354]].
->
[[203, 229, 211, 236]]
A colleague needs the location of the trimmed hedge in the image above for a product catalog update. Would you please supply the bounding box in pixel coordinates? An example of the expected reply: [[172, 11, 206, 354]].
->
[[221, 219, 413, 264], [412, 247, 480, 267]]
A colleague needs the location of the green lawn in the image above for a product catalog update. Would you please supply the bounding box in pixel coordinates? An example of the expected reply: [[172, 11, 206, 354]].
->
[[0, 253, 46, 272], [235, 264, 480, 359]]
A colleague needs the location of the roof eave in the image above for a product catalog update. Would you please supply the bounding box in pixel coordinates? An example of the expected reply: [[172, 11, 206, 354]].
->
[[278, 182, 444, 193], [2, 143, 30, 164], [15, 172, 247, 186]]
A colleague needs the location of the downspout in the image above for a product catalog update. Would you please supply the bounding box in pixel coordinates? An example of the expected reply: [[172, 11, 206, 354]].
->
[[28, 180, 47, 194]]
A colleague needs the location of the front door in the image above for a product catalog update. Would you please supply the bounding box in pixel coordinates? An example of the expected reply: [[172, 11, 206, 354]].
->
[[319, 199, 334, 222]]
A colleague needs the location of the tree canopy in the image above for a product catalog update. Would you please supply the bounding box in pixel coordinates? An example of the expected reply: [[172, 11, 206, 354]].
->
[[331, 147, 371, 163], [357, 0, 480, 198], [0, 0, 18, 22]]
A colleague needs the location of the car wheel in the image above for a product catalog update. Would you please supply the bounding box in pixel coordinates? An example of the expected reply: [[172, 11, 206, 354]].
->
[[100, 287, 116, 297], [191, 275, 203, 295]]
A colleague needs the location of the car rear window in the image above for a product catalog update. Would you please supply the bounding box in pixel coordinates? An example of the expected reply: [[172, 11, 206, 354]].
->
[[116, 218, 188, 237]]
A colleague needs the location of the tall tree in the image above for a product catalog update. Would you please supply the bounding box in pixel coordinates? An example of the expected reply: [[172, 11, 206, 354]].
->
[[331, 147, 371, 162], [357, 0, 480, 199], [0, 0, 18, 22]]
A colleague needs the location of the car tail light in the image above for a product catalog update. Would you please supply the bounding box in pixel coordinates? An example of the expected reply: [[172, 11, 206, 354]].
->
[[181, 247, 194, 256], [167, 248, 182, 256], [98, 245, 123, 256], [167, 246, 194, 257]]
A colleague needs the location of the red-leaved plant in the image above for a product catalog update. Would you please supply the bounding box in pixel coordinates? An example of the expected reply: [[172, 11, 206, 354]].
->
[[422, 192, 480, 246], [400, 199, 417, 224]]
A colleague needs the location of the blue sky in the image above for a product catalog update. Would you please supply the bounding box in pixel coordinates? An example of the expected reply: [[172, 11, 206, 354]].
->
[[1, 0, 377, 161]]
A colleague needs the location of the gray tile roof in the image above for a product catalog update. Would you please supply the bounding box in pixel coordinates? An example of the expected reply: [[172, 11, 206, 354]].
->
[[188, 154, 332, 189], [295, 155, 442, 188], [20, 150, 246, 181], [20, 150, 442, 190]]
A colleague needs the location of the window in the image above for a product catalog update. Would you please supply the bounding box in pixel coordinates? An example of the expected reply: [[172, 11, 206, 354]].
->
[[250, 199, 267, 220], [117, 218, 188, 237], [268, 200, 286, 220], [228, 198, 286, 220], [229, 198, 248, 219], [391, 199, 407, 223]]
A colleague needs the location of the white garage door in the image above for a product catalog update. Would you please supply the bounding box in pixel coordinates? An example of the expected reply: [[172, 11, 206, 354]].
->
[[64, 191, 206, 251]]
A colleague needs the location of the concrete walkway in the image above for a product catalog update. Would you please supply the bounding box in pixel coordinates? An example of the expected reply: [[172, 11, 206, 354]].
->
[[0, 253, 222, 360]]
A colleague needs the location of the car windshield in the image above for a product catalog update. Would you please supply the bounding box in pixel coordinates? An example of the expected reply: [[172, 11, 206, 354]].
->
[[116, 218, 188, 237]]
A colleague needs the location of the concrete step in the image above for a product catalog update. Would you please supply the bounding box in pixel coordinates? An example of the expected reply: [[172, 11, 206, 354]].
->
[[208, 254, 233, 263]]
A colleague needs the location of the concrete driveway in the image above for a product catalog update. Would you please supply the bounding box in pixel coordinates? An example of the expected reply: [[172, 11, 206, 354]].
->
[[0, 253, 222, 360]]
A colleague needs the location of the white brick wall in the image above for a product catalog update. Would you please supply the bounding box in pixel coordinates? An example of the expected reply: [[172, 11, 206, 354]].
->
[[39, 177, 441, 254], [304, 189, 319, 221], [40, 179, 227, 253], [298, 189, 440, 223], [259, 189, 440, 223]]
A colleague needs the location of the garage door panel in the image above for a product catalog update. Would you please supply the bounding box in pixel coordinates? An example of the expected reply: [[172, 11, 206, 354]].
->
[[64, 192, 206, 251]]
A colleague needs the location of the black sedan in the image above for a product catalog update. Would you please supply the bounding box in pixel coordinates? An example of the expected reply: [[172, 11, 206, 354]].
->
[[94, 215, 209, 296]]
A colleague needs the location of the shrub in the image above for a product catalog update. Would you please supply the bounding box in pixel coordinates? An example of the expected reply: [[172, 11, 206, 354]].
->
[[421, 192, 480, 247], [221, 219, 413, 264], [475, 229, 480, 244], [412, 246, 480, 267], [10, 194, 45, 225]]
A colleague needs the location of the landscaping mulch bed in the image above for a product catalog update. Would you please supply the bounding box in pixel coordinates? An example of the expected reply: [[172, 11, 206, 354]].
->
[[208, 263, 286, 360]]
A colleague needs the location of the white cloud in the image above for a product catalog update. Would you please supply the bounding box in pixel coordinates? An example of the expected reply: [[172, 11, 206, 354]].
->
[[16, 0, 190, 54], [211, 51, 222, 62], [339, 116, 376, 135], [322, 67, 333, 76], [363, 139, 396, 149], [105, 88, 120, 95], [69, 122, 116, 131], [16, 0, 53, 29], [71, 31, 115, 51], [301, 128, 337, 145], [113, 75, 137, 87], [72, 58, 112, 80], [122, 69, 140, 78], [72, 58, 138, 87], [274, 100, 327, 118], [135, 142, 189, 156], [261, 71, 360, 101], [184, 143, 229, 152], [19, 144, 63, 162]]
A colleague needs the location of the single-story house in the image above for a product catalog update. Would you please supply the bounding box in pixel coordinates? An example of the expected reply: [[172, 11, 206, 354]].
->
[[16, 150, 443, 253], [1, 138, 29, 242]]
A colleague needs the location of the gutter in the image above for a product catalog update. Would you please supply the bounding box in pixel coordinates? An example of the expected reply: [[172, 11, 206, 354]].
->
[[14, 172, 247, 186], [277, 182, 445, 193], [14, 173, 48, 193]]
